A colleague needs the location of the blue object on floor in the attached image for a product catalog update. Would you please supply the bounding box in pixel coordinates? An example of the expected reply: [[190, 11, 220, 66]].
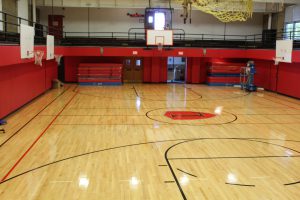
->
[[0, 119, 7, 125]]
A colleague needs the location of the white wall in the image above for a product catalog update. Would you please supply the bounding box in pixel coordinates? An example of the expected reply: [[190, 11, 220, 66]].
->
[[0, 0, 2, 31], [39, 7, 263, 37], [18, 0, 29, 25], [285, 5, 300, 23]]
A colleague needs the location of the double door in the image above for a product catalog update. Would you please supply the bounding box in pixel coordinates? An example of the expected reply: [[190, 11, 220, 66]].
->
[[123, 58, 143, 83]]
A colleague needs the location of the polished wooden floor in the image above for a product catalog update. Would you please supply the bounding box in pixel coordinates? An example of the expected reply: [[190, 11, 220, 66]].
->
[[0, 84, 300, 200]]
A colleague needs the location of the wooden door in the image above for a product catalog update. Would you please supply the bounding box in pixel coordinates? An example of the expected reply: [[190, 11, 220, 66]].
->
[[133, 58, 143, 83], [123, 58, 143, 83], [48, 15, 63, 39]]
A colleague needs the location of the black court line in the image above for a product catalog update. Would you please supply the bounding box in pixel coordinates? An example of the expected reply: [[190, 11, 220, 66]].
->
[[0, 86, 71, 148], [235, 113, 300, 115], [165, 138, 300, 200], [225, 182, 255, 187], [40, 114, 146, 117], [177, 168, 198, 178], [169, 155, 300, 160], [164, 181, 175, 183], [38, 113, 300, 117], [51, 122, 300, 126], [132, 85, 140, 97], [260, 95, 300, 110], [76, 90, 202, 101], [158, 164, 168, 167], [66, 106, 292, 110], [285, 181, 300, 186], [182, 85, 251, 101], [0, 137, 300, 188], [261, 92, 300, 106]]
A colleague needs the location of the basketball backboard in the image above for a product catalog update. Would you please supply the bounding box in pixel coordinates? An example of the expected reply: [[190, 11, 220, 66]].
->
[[147, 30, 173, 46], [20, 24, 34, 59], [47, 35, 55, 60], [276, 40, 293, 63]]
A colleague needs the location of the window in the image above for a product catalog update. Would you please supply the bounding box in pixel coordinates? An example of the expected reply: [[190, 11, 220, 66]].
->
[[285, 23, 294, 39], [154, 12, 165, 30], [295, 22, 300, 40]]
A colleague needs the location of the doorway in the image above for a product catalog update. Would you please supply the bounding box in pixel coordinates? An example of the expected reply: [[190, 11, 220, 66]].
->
[[167, 57, 186, 83], [123, 58, 143, 83]]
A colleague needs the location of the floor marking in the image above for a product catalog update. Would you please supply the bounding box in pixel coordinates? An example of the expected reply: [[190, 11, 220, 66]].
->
[[0, 86, 70, 148], [164, 181, 175, 183], [0, 91, 77, 183], [285, 181, 300, 186], [177, 168, 198, 178], [1, 138, 300, 185], [225, 182, 255, 187], [169, 155, 300, 160]]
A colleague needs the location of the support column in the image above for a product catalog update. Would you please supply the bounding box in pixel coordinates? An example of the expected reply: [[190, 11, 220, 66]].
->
[[17, 0, 29, 26], [268, 13, 272, 30], [0, 0, 3, 31], [32, 0, 36, 23]]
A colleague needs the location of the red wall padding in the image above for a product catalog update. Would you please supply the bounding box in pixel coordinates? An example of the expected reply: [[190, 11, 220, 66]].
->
[[254, 60, 276, 90], [277, 62, 300, 98], [186, 58, 207, 84], [254, 60, 300, 98], [0, 60, 57, 118]]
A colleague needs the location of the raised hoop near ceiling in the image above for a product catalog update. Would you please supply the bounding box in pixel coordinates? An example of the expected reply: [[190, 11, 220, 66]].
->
[[177, 0, 253, 22]]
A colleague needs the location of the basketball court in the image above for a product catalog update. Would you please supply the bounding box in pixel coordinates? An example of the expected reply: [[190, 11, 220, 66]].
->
[[0, 0, 300, 199]]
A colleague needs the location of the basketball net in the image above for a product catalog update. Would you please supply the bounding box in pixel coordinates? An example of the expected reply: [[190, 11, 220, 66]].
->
[[157, 43, 163, 51], [177, 0, 253, 22], [54, 54, 63, 65], [273, 57, 283, 66], [34, 51, 44, 66]]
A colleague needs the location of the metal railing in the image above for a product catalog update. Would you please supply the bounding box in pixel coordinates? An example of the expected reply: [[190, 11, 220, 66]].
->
[[0, 10, 299, 48]]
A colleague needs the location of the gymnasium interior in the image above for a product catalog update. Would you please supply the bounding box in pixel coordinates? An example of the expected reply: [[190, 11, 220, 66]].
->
[[0, 0, 300, 199]]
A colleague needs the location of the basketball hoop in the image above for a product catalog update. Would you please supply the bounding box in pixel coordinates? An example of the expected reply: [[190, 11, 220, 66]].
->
[[27, 50, 44, 66], [157, 43, 163, 51], [54, 54, 63, 65], [273, 56, 283, 66]]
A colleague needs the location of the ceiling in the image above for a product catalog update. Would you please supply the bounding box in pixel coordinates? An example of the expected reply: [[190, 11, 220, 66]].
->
[[36, 0, 300, 13]]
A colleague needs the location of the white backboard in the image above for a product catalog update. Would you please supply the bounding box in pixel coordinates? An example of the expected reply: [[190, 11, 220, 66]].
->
[[20, 24, 35, 59], [147, 30, 173, 46], [276, 40, 293, 63], [47, 35, 55, 60]]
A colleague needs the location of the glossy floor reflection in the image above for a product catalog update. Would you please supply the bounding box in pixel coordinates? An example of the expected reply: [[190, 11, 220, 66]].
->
[[0, 84, 300, 200]]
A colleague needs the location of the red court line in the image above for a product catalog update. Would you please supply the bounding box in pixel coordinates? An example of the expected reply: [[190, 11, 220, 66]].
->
[[0, 92, 77, 182]]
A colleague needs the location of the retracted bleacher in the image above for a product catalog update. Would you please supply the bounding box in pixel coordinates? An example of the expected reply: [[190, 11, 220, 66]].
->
[[207, 62, 244, 86], [78, 63, 122, 85]]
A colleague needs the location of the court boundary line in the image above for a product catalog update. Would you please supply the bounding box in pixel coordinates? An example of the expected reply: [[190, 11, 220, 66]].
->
[[0, 86, 71, 148], [0, 137, 300, 186], [164, 138, 300, 199], [0, 90, 77, 183]]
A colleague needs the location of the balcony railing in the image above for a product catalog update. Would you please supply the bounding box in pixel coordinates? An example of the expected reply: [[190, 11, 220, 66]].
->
[[0, 10, 299, 48]]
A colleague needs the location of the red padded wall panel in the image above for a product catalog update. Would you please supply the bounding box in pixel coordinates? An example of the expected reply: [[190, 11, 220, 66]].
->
[[151, 58, 161, 83], [160, 57, 168, 82], [143, 57, 152, 82], [277, 63, 300, 98], [0, 60, 58, 119]]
